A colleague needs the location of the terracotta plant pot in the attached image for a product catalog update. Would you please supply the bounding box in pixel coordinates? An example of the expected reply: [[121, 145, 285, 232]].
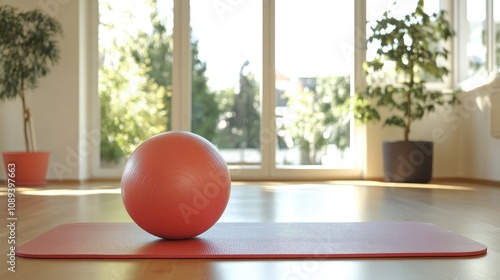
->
[[2, 152, 50, 186]]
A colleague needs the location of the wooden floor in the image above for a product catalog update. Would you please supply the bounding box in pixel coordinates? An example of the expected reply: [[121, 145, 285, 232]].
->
[[1, 180, 499, 279]]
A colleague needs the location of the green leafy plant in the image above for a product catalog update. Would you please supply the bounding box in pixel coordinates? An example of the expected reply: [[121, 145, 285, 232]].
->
[[349, 0, 458, 141], [0, 6, 63, 151]]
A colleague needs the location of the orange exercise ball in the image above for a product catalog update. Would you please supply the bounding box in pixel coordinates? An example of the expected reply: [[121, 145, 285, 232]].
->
[[121, 131, 231, 239]]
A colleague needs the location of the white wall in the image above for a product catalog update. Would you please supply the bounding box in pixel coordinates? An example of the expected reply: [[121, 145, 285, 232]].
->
[[458, 93, 500, 181], [0, 0, 81, 181]]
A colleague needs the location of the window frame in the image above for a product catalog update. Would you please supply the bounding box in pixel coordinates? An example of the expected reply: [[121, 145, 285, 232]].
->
[[88, 0, 462, 180], [456, 0, 498, 87]]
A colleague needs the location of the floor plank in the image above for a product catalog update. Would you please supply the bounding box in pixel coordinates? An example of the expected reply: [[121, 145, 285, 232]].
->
[[1, 180, 499, 279]]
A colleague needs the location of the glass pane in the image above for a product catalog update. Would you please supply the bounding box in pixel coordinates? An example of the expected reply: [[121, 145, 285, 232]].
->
[[99, 0, 173, 168], [367, 0, 440, 22], [275, 0, 354, 166], [496, 0, 500, 70], [366, 0, 441, 83], [466, 0, 487, 77], [190, 0, 262, 166]]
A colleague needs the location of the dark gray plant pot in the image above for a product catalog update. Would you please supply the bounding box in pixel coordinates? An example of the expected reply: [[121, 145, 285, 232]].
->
[[382, 141, 433, 183]]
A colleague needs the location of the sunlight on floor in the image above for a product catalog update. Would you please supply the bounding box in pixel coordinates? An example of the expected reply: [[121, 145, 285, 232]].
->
[[328, 180, 476, 191], [0, 185, 121, 196], [234, 180, 476, 191], [0, 180, 475, 197]]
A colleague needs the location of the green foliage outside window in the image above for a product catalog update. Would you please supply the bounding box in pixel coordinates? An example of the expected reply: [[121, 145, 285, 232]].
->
[[99, 0, 350, 165], [281, 75, 351, 165], [99, 0, 221, 164]]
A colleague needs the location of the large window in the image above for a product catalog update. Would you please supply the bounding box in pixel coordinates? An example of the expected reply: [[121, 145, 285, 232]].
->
[[275, 0, 354, 167], [190, 0, 263, 167], [98, 0, 174, 169], [93, 0, 455, 179], [458, 0, 498, 86], [496, 0, 500, 70], [465, 0, 487, 77]]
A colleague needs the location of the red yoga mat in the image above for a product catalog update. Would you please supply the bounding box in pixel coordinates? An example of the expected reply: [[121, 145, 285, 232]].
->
[[16, 222, 487, 259]]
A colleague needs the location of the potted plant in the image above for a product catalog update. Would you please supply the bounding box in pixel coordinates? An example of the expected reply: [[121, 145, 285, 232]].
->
[[348, 0, 458, 183], [0, 6, 63, 185]]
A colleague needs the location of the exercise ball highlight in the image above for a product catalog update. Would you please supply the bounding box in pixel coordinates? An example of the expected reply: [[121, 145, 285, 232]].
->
[[121, 131, 231, 239]]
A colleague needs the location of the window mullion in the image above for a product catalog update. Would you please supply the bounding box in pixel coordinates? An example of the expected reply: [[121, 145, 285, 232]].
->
[[487, 0, 495, 72], [172, 0, 191, 131], [262, 0, 275, 177]]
